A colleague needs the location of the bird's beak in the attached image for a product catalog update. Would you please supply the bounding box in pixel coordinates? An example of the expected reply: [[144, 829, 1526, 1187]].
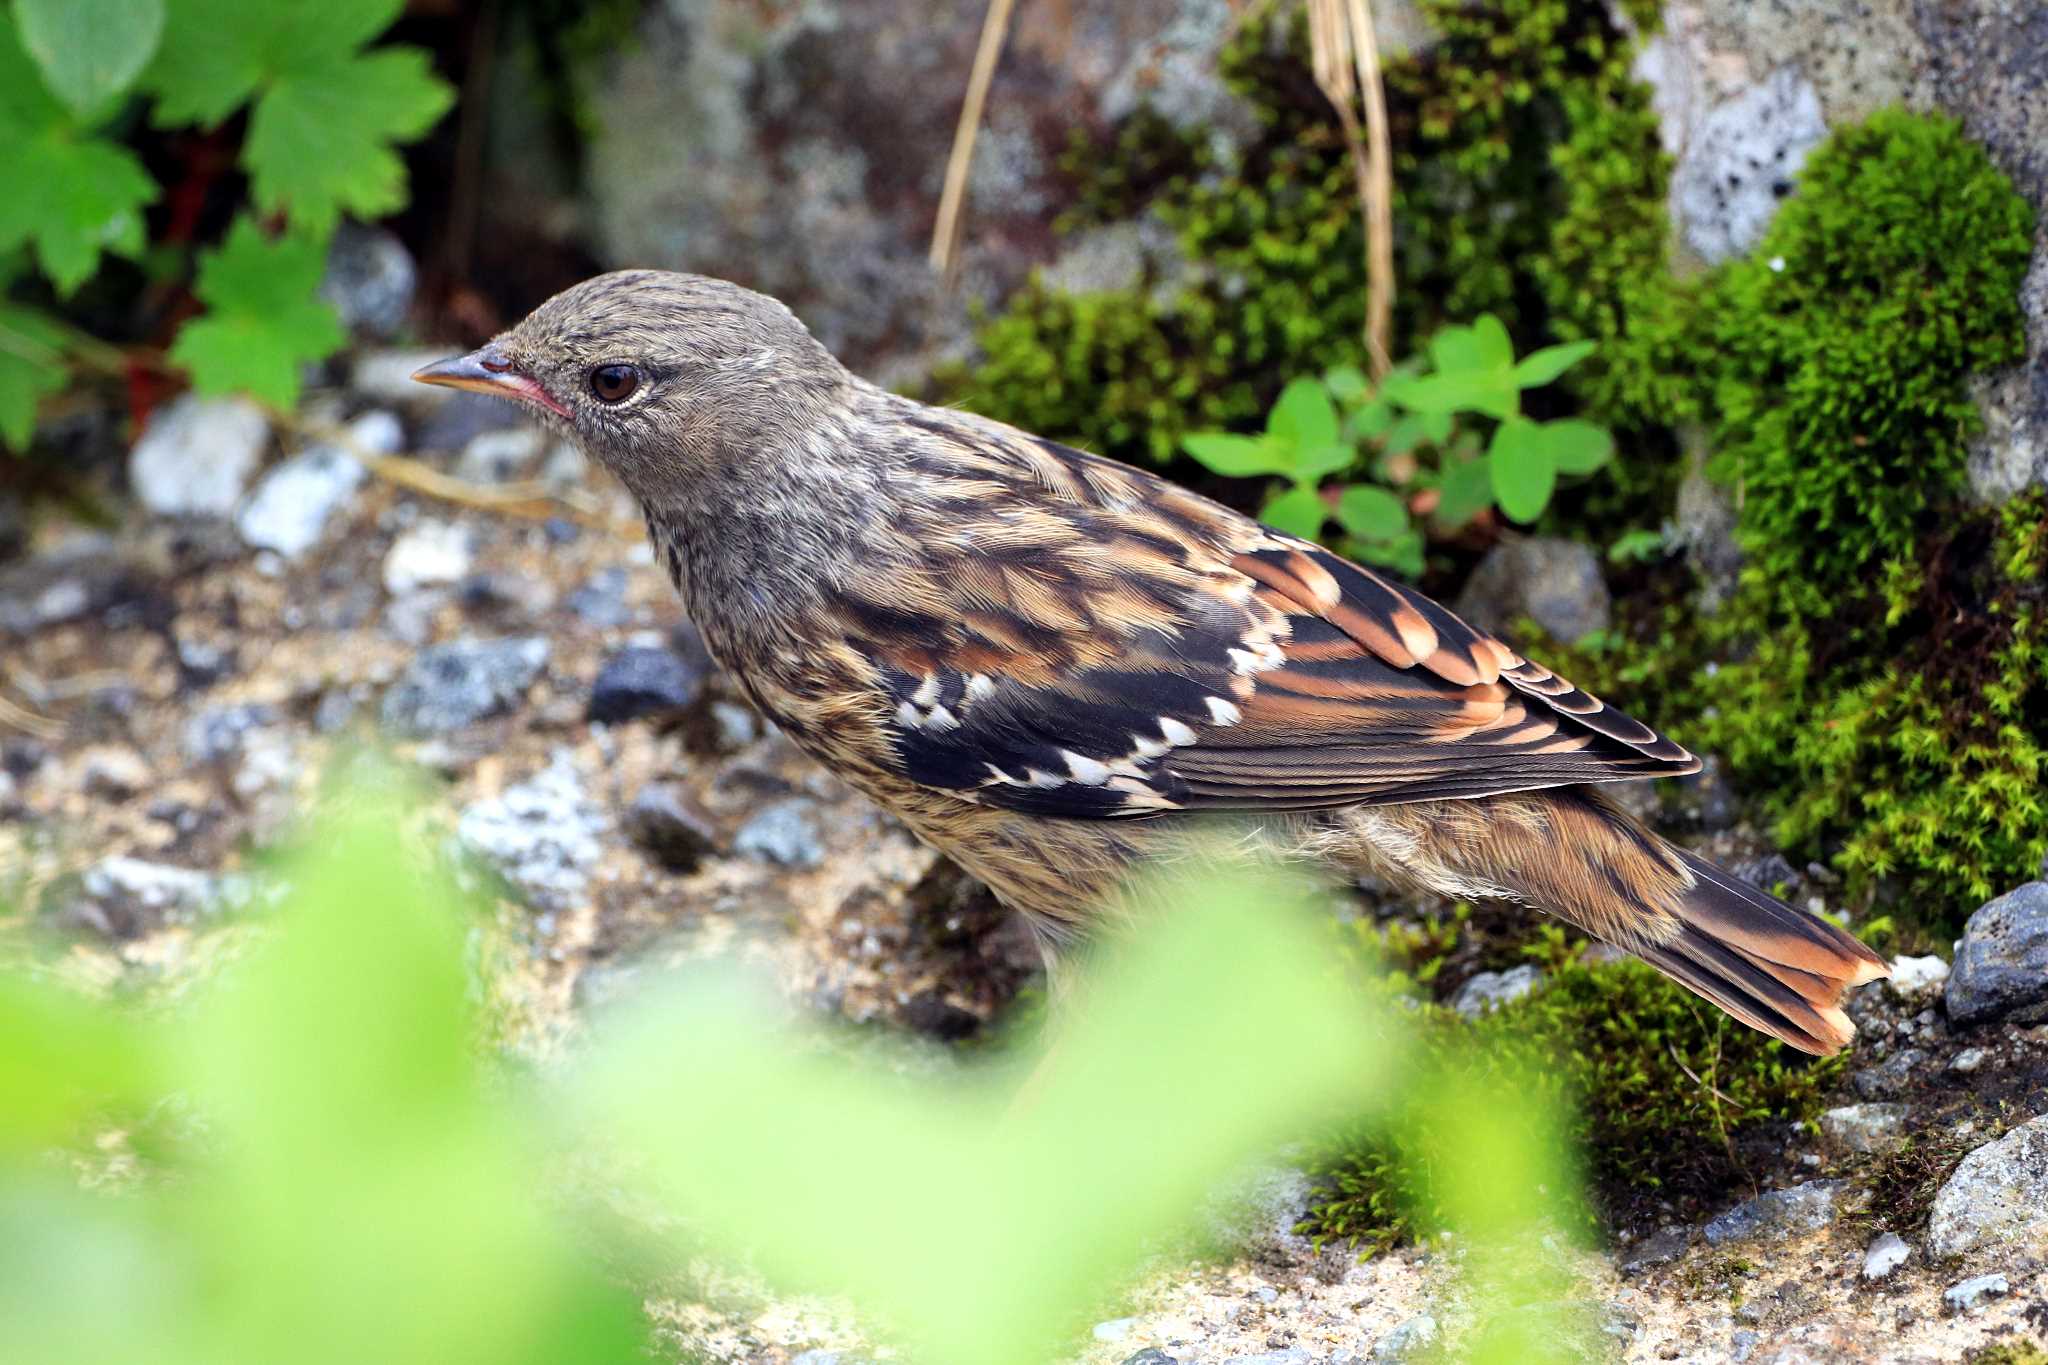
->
[[410, 344, 571, 418]]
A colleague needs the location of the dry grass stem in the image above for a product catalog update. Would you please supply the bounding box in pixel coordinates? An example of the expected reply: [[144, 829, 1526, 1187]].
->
[[1309, 0, 1396, 380], [930, 0, 1018, 281]]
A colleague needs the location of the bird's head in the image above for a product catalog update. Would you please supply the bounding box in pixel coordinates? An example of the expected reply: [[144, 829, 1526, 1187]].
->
[[412, 270, 850, 506]]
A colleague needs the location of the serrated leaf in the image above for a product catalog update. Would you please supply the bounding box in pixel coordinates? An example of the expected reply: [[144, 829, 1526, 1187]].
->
[[1182, 431, 1294, 478], [1333, 484, 1407, 542], [245, 47, 453, 232], [144, 0, 406, 125], [0, 303, 71, 451], [1538, 417, 1614, 475], [1489, 418, 1557, 523], [15, 0, 164, 120], [170, 218, 344, 406], [1267, 376, 1339, 453], [1511, 340, 1596, 389], [1434, 454, 1494, 530], [0, 129, 156, 293], [1260, 484, 1329, 539]]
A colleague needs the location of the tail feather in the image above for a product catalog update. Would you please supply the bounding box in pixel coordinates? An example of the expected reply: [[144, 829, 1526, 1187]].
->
[[1641, 848, 1889, 1056]]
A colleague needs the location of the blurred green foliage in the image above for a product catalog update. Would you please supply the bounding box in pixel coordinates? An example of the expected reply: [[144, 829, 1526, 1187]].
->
[[1180, 321, 1610, 574], [2, 770, 1604, 1363], [1302, 925, 1846, 1247], [0, 0, 451, 443]]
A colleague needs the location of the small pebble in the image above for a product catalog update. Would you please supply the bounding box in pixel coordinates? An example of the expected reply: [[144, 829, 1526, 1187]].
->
[[1943, 1272, 2009, 1315]]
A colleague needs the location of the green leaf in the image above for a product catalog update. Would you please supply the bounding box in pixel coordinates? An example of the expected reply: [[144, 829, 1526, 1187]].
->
[[1383, 412, 1431, 456], [1353, 527, 1424, 578], [245, 47, 453, 232], [1322, 364, 1369, 403], [1488, 418, 1557, 523], [0, 130, 156, 293], [1469, 315, 1514, 370], [1266, 376, 1339, 452], [1434, 454, 1494, 530], [169, 217, 344, 406], [1383, 370, 1518, 420], [1537, 417, 1614, 475], [14, 0, 164, 120], [1420, 409, 1454, 443], [1182, 431, 1294, 478], [1333, 484, 1407, 542], [0, 303, 71, 452], [1293, 442, 1356, 483], [1511, 340, 1596, 389], [0, 15, 157, 293], [1260, 484, 1329, 539], [1346, 393, 1394, 441], [144, 0, 406, 124], [1608, 528, 1668, 563]]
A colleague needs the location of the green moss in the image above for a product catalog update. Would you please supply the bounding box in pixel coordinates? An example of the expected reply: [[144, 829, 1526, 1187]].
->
[[1299, 929, 1844, 1247], [1963, 1344, 2048, 1365], [1701, 111, 2034, 616]]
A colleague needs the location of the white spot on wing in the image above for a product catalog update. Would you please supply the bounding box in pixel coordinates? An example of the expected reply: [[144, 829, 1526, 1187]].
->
[[965, 673, 995, 701], [1061, 750, 1111, 785], [1205, 696, 1243, 726], [1159, 717, 1199, 746], [1130, 733, 1169, 760], [924, 704, 960, 732], [912, 674, 941, 707]]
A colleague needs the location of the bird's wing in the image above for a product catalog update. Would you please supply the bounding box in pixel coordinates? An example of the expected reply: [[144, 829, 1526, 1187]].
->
[[844, 422, 1697, 818]]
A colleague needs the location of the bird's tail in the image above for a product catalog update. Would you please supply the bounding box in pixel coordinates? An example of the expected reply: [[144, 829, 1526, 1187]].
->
[[1629, 844, 1891, 1055], [1332, 788, 1891, 1055]]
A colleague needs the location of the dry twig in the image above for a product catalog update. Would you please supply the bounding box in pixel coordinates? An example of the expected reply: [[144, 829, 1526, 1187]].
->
[[930, 0, 1018, 282], [1308, 0, 1396, 380]]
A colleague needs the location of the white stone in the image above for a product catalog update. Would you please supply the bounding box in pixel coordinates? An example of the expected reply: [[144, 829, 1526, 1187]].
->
[[382, 518, 474, 595], [1670, 66, 1827, 264], [128, 395, 268, 518], [1887, 953, 1950, 997], [1861, 1231, 1910, 1281]]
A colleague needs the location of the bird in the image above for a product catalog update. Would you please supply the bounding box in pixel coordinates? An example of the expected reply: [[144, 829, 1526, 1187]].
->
[[414, 270, 1890, 1056]]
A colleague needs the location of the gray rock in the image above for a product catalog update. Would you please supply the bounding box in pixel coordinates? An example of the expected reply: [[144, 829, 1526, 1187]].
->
[[733, 798, 826, 870], [52, 856, 252, 940], [351, 348, 467, 410], [1453, 537, 1611, 645], [381, 519, 473, 595], [380, 636, 550, 735], [237, 412, 398, 556], [582, 0, 1255, 385], [1819, 1103, 1909, 1156], [456, 751, 610, 912], [1450, 964, 1543, 1017], [181, 703, 281, 764], [1619, 1225, 1691, 1277], [1, 536, 135, 638], [1928, 1114, 2048, 1259], [624, 782, 719, 872], [1946, 882, 2048, 1027], [319, 220, 416, 339], [588, 645, 706, 724], [128, 395, 268, 518], [1943, 1272, 2010, 1315], [1672, 455, 1743, 610], [1850, 1047, 1928, 1101], [566, 568, 633, 627], [1671, 67, 1827, 264], [1118, 1352, 1179, 1365], [1371, 1313, 1439, 1363], [1949, 1047, 1990, 1076], [1861, 1231, 1910, 1282], [1702, 1180, 1853, 1246], [455, 427, 545, 484]]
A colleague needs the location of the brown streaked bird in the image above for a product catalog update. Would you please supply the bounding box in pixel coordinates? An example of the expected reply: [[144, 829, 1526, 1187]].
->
[[416, 271, 1890, 1055]]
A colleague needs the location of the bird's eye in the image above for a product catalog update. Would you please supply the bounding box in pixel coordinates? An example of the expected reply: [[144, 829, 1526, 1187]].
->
[[589, 364, 640, 403]]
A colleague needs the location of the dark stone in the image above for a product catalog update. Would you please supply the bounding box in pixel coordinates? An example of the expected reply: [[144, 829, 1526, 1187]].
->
[[566, 568, 632, 627], [899, 990, 981, 1041], [1120, 1353, 1182, 1365], [624, 782, 720, 872], [182, 703, 280, 764], [1850, 1048, 1929, 1101], [733, 797, 825, 869], [588, 645, 706, 723], [1453, 536, 1611, 645], [1730, 853, 1800, 896], [412, 391, 520, 454], [1702, 1180, 1852, 1246], [1946, 882, 2048, 1027], [1619, 1225, 1691, 1277]]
